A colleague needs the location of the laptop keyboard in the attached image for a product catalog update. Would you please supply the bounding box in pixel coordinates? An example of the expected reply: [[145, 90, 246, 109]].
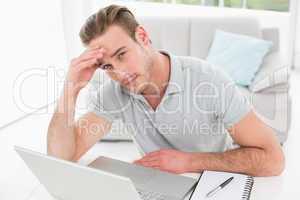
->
[[137, 189, 167, 200]]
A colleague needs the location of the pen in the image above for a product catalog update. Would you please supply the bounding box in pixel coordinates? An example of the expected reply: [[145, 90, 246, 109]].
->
[[206, 176, 234, 198]]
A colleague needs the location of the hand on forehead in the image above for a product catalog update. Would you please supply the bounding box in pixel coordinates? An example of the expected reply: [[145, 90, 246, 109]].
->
[[87, 46, 106, 53], [88, 46, 120, 60]]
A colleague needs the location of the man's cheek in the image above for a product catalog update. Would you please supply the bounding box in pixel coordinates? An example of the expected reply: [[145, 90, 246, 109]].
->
[[106, 72, 119, 81]]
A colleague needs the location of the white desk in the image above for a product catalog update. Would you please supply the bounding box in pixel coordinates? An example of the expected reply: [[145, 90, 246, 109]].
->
[[0, 112, 299, 200]]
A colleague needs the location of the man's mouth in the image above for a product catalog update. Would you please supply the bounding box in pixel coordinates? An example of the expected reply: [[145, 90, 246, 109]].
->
[[123, 74, 138, 86]]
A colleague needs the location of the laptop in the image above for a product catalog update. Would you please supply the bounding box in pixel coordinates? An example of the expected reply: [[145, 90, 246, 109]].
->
[[15, 146, 197, 200]]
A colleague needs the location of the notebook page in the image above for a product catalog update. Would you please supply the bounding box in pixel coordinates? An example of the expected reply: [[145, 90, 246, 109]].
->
[[190, 171, 250, 200]]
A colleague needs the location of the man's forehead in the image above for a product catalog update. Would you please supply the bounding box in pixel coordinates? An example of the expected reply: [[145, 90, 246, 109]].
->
[[88, 37, 121, 51], [88, 25, 131, 50]]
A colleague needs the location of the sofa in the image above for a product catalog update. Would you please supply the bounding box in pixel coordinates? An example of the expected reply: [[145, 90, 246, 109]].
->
[[90, 16, 291, 144]]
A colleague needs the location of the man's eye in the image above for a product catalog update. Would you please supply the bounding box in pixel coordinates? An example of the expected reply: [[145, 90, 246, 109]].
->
[[102, 64, 113, 70], [118, 52, 126, 60]]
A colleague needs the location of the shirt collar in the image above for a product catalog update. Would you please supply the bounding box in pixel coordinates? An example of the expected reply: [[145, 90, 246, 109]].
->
[[122, 50, 184, 99]]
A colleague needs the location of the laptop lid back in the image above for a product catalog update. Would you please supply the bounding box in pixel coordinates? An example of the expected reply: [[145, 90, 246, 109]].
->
[[15, 146, 141, 200]]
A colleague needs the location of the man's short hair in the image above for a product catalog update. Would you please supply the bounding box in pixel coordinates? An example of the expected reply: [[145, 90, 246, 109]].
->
[[79, 4, 139, 46]]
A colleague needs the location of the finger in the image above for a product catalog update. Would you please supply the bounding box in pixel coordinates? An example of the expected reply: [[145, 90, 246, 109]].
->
[[136, 154, 160, 162], [145, 150, 163, 157], [143, 154, 160, 160], [73, 47, 105, 65], [76, 58, 100, 72], [135, 156, 160, 164], [74, 50, 105, 66], [134, 157, 158, 164], [71, 53, 96, 67], [77, 52, 104, 65], [135, 160, 160, 168], [160, 168, 176, 174], [81, 46, 104, 56]]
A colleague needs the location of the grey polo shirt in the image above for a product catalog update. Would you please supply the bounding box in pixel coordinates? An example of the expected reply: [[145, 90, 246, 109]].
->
[[87, 51, 251, 155]]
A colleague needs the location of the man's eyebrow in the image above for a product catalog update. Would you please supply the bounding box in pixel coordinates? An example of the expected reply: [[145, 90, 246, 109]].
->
[[111, 46, 126, 58]]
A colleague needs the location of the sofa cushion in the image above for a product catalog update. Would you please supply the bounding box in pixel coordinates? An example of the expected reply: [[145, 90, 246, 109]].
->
[[206, 30, 273, 86], [190, 17, 262, 59], [249, 51, 289, 92]]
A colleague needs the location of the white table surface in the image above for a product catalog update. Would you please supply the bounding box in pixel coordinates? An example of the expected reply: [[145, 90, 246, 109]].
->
[[0, 112, 299, 200]]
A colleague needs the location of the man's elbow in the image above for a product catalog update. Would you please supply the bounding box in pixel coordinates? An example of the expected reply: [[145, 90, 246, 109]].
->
[[272, 151, 285, 176], [264, 150, 285, 177]]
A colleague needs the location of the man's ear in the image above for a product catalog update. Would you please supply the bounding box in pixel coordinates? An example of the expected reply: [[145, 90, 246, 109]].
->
[[135, 26, 151, 46]]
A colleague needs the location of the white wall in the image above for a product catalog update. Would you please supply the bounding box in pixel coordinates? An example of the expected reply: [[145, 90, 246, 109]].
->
[[294, 2, 300, 68], [0, 0, 67, 127], [60, 0, 91, 61]]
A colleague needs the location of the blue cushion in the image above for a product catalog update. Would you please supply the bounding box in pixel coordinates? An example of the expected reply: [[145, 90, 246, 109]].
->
[[206, 30, 273, 86]]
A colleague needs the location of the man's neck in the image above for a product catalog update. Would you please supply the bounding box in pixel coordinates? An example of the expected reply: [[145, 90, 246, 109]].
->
[[142, 51, 171, 99]]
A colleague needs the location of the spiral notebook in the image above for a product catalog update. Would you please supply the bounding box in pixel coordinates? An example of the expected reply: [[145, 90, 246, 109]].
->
[[189, 171, 254, 200]]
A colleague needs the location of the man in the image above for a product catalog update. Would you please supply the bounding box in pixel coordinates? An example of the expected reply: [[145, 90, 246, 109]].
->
[[47, 4, 284, 176]]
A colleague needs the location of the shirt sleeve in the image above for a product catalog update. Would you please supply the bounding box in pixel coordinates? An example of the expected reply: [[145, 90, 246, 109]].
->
[[212, 66, 252, 129]]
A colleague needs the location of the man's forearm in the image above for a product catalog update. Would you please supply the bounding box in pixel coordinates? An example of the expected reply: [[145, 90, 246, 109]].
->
[[47, 85, 79, 160], [188, 147, 284, 177]]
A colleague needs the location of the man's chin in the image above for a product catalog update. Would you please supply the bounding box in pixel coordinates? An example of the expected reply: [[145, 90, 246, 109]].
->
[[127, 86, 144, 95], [130, 82, 150, 94], [120, 84, 141, 94]]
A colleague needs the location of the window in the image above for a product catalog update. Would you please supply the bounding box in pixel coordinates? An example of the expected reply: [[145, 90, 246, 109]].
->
[[138, 0, 290, 12], [246, 0, 289, 12]]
